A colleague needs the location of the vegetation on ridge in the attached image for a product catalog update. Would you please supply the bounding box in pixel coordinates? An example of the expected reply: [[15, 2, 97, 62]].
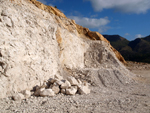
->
[[103, 35, 150, 63]]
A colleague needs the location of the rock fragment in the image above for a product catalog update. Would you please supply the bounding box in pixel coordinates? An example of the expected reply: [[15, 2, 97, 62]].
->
[[55, 80, 64, 86], [61, 80, 71, 89], [78, 84, 90, 95], [48, 78, 57, 84], [61, 89, 66, 94], [40, 89, 55, 97], [66, 86, 77, 95], [32, 76, 90, 97], [34, 88, 45, 96], [67, 76, 78, 86], [51, 85, 60, 94]]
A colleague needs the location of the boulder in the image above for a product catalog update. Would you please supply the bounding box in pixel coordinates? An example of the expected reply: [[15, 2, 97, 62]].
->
[[40, 89, 55, 97], [48, 78, 57, 84], [55, 80, 64, 86], [78, 85, 90, 95], [61, 80, 71, 89], [34, 88, 45, 96], [67, 76, 78, 86], [51, 85, 60, 94], [66, 86, 77, 95]]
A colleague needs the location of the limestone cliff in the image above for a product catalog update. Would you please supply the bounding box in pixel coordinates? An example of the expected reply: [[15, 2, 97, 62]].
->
[[0, 0, 131, 98], [28, 0, 126, 64]]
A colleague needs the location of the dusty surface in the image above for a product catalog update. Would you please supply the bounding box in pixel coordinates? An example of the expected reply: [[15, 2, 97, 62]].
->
[[126, 61, 150, 84], [0, 62, 150, 113], [0, 88, 149, 113]]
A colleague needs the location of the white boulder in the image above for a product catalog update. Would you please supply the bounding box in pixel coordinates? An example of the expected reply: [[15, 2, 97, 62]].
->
[[78, 85, 90, 95], [48, 78, 57, 84], [55, 80, 64, 86], [34, 88, 45, 96], [67, 76, 78, 86], [61, 80, 71, 89], [51, 85, 60, 94], [40, 89, 55, 97], [66, 86, 77, 95]]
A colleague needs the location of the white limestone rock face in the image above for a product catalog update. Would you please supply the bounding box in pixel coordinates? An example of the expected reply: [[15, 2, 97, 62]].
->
[[0, 0, 134, 99], [59, 29, 89, 69], [0, 1, 59, 98]]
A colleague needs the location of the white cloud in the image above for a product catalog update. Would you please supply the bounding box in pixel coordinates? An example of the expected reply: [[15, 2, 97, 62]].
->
[[98, 26, 110, 33], [68, 16, 110, 29], [86, 0, 150, 14], [135, 34, 143, 38]]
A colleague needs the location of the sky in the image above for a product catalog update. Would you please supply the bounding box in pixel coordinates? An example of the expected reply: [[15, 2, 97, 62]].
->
[[38, 0, 150, 41]]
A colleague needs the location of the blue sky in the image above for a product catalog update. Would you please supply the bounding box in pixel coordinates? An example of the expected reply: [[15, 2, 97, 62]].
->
[[38, 0, 150, 41]]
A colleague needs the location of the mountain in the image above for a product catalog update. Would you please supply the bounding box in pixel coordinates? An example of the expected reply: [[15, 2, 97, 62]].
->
[[103, 35, 130, 51], [103, 35, 150, 63]]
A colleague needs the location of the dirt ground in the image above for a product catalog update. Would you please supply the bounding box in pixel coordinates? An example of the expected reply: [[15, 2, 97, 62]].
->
[[126, 61, 150, 84], [0, 61, 150, 113]]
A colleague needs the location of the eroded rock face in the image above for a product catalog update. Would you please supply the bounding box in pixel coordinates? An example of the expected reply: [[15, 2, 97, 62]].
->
[[0, 0, 130, 98], [0, 0, 59, 98]]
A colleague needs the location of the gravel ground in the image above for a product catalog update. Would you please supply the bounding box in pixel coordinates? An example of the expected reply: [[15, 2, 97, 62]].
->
[[0, 87, 150, 113], [0, 62, 150, 113]]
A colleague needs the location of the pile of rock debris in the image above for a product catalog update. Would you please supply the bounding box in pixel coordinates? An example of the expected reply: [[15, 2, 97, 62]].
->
[[12, 75, 90, 101]]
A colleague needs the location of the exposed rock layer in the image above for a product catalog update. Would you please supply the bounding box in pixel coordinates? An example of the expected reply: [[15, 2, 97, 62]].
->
[[28, 0, 126, 64], [0, 0, 130, 98]]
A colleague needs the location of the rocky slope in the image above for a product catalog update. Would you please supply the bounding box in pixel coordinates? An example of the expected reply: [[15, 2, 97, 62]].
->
[[0, 0, 127, 98], [0, 0, 149, 103], [0, 0, 150, 112]]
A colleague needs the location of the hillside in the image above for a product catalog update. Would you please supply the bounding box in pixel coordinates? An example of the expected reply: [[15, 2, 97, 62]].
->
[[103, 35, 150, 63], [0, 0, 150, 113]]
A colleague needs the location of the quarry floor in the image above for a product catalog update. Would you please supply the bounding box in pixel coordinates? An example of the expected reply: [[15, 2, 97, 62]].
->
[[0, 62, 150, 113]]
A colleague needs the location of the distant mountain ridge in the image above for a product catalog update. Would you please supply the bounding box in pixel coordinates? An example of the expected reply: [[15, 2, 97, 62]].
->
[[103, 35, 150, 63]]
